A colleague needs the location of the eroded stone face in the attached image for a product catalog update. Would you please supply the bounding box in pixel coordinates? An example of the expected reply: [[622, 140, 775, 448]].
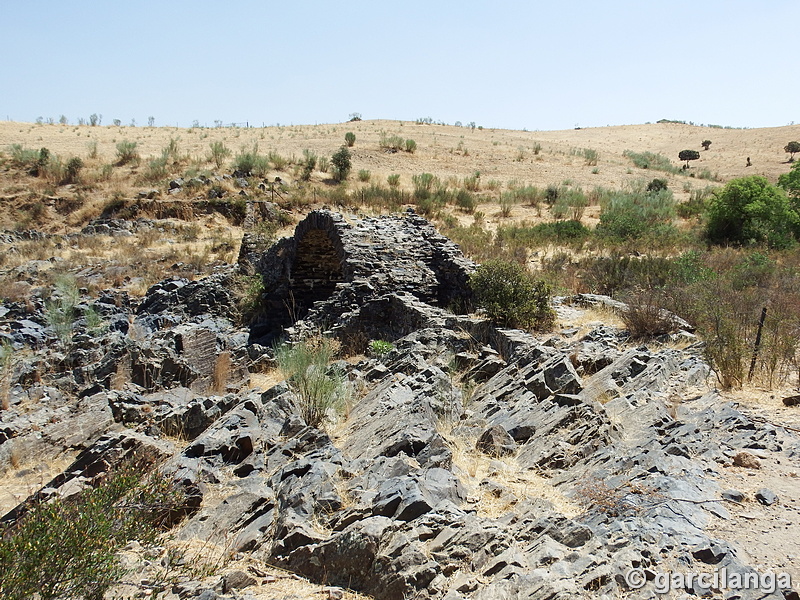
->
[[250, 209, 475, 345]]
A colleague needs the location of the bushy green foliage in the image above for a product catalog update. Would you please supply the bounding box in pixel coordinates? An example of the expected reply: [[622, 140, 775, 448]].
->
[[208, 141, 231, 169], [331, 146, 352, 182], [470, 259, 555, 330], [497, 220, 590, 247], [778, 160, 800, 199], [596, 188, 676, 240], [679, 149, 700, 167], [405, 139, 417, 153], [785, 141, 800, 161], [300, 149, 318, 181], [369, 339, 395, 357], [233, 145, 269, 176], [379, 131, 405, 151], [275, 337, 349, 428], [63, 157, 84, 184], [646, 178, 668, 193], [0, 466, 183, 600], [623, 150, 681, 174], [115, 140, 139, 166], [387, 173, 400, 187], [345, 132, 356, 147], [357, 169, 371, 182], [705, 176, 800, 249]]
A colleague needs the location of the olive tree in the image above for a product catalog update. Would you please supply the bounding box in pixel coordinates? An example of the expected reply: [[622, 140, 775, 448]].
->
[[678, 149, 700, 169]]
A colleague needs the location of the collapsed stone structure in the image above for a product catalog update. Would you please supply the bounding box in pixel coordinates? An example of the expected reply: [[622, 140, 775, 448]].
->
[[1, 210, 798, 599], [242, 209, 475, 346]]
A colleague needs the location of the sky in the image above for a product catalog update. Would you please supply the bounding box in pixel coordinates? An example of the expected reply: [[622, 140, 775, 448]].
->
[[2, 0, 798, 131]]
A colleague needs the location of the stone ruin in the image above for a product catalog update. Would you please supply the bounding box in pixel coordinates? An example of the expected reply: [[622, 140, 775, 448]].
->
[[241, 208, 475, 347]]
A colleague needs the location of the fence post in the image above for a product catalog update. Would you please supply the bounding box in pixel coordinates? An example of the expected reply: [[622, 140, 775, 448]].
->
[[747, 307, 768, 382]]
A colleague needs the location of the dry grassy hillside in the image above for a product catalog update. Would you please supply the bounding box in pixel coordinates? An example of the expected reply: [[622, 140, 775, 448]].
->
[[2, 119, 799, 231]]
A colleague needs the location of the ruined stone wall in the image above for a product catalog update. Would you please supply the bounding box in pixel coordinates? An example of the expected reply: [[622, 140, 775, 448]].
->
[[249, 209, 475, 345]]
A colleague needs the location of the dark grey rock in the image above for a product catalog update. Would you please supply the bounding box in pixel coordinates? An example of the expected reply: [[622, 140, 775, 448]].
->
[[476, 425, 517, 457], [756, 488, 778, 506]]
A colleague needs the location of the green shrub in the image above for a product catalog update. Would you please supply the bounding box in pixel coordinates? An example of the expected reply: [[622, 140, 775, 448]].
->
[[470, 259, 555, 330], [405, 139, 417, 153], [778, 159, 800, 199], [275, 337, 349, 428], [702, 140, 712, 150], [583, 148, 599, 166], [369, 339, 394, 357], [463, 173, 480, 192], [455, 189, 477, 213], [233, 145, 269, 176], [115, 140, 139, 165], [623, 150, 681, 174], [412, 172, 438, 199], [387, 173, 400, 187], [0, 465, 183, 600], [331, 146, 352, 182], [208, 141, 231, 169], [596, 188, 676, 241], [300, 149, 317, 181], [497, 220, 590, 247], [44, 275, 80, 345], [357, 169, 371, 182], [379, 131, 405, 151], [646, 178, 668, 193], [705, 176, 799, 249], [63, 157, 84, 184], [345, 132, 356, 147], [139, 155, 169, 184], [268, 151, 288, 171]]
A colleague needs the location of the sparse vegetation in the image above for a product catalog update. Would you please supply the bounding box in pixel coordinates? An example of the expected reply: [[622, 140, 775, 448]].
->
[[115, 140, 139, 165], [275, 336, 350, 429], [345, 132, 356, 147]]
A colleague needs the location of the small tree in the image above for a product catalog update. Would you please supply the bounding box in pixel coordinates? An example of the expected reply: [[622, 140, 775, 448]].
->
[[702, 140, 712, 150], [785, 141, 800, 162], [470, 259, 555, 330], [344, 132, 356, 147], [678, 149, 700, 169], [331, 146, 351, 182]]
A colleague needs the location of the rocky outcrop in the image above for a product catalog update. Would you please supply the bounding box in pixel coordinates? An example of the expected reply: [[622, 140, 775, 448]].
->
[[2, 211, 797, 600]]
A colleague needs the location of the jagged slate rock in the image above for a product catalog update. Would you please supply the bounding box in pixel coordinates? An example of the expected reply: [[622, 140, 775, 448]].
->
[[179, 489, 275, 550], [156, 392, 241, 440], [372, 469, 464, 522], [195, 590, 218, 600], [183, 399, 261, 464], [106, 389, 149, 424], [755, 488, 778, 506], [691, 541, 730, 564], [721, 489, 745, 503], [169, 178, 184, 189], [782, 394, 800, 407], [342, 365, 454, 466], [476, 425, 517, 457], [40, 391, 115, 450], [222, 570, 257, 592], [463, 354, 506, 383], [2, 429, 174, 525], [287, 516, 395, 592]]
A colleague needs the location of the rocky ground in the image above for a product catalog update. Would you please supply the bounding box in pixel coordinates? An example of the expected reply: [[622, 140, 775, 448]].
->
[[1, 210, 799, 600]]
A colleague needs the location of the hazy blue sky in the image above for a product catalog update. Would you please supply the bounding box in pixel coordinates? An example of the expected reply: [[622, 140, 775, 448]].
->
[[2, 1, 797, 131]]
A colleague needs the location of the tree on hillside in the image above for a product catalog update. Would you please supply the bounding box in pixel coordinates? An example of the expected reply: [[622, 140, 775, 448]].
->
[[702, 140, 712, 150], [705, 175, 800, 249], [778, 160, 800, 200], [785, 141, 800, 162], [331, 146, 352, 182], [678, 149, 700, 169]]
